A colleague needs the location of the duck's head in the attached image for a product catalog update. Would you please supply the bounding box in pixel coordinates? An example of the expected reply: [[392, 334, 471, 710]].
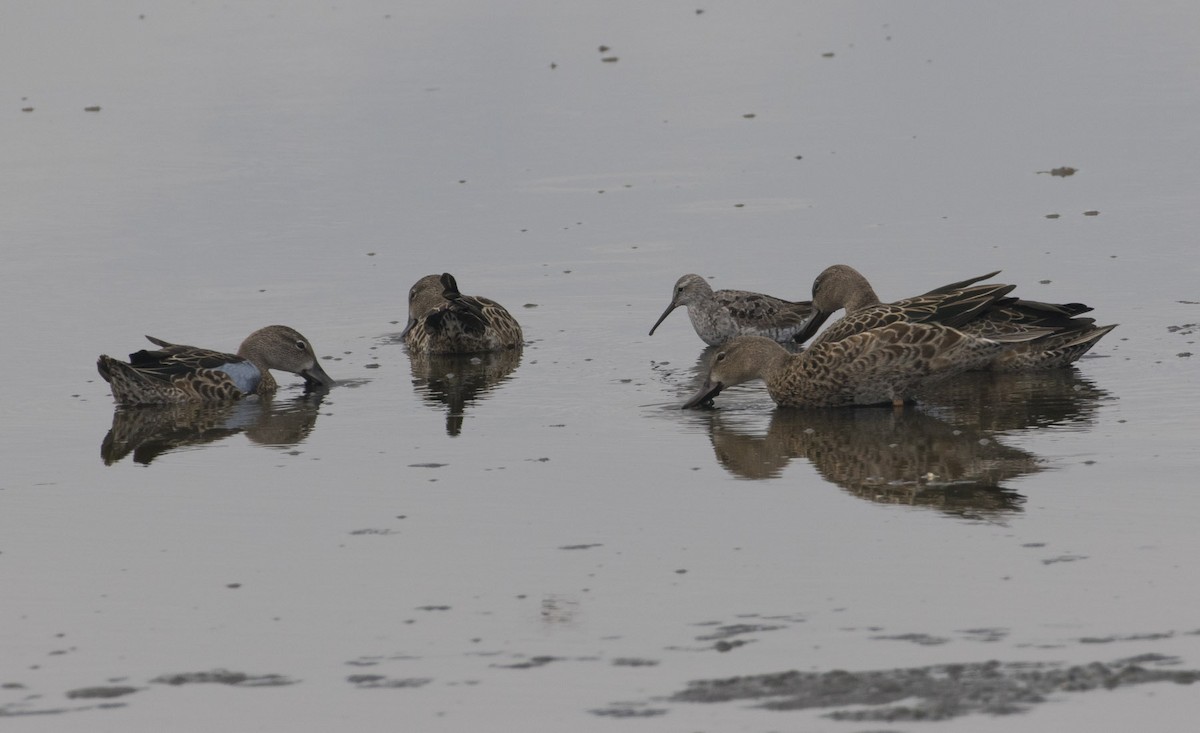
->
[[794, 265, 876, 342], [681, 336, 779, 408], [238, 325, 334, 388], [400, 274, 447, 338]]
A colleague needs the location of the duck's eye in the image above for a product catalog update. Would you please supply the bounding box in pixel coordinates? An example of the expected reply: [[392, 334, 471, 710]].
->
[[715, 352, 726, 362], [295, 340, 307, 351]]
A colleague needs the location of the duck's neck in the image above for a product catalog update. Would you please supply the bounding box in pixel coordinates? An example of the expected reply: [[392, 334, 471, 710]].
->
[[236, 343, 276, 395], [757, 342, 794, 390], [844, 278, 882, 313]]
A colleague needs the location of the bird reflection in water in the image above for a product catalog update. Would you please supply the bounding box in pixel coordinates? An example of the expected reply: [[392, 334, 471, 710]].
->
[[677, 341, 1112, 518], [101, 389, 328, 466], [700, 408, 1036, 518], [408, 348, 522, 436], [918, 368, 1112, 433]]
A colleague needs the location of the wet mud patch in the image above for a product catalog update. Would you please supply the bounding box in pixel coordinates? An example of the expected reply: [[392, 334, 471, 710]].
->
[[65, 686, 139, 699], [151, 669, 297, 687], [669, 654, 1199, 721], [871, 632, 950, 646], [346, 674, 431, 689]]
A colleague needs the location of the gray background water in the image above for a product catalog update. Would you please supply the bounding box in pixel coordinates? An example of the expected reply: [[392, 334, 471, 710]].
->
[[3, 1, 1199, 729]]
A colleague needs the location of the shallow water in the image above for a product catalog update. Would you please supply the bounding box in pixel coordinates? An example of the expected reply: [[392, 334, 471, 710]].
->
[[3, 1, 1200, 730]]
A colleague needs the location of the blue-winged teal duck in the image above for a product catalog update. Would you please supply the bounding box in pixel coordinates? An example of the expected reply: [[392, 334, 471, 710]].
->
[[795, 265, 1116, 370], [402, 273, 523, 354], [682, 324, 1051, 409], [649, 273, 814, 346], [97, 325, 333, 405]]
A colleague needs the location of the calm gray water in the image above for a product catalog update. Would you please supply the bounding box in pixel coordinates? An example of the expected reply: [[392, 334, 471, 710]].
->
[[3, 1, 1199, 729]]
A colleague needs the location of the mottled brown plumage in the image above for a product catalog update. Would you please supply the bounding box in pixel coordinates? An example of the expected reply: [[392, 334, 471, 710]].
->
[[97, 325, 333, 405], [402, 273, 523, 354], [649, 273, 814, 346], [796, 265, 1115, 369], [682, 324, 1049, 409]]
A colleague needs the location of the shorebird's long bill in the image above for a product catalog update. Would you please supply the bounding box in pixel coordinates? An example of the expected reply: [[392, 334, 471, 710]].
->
[[793, 309, 832, 344], [681, 378, 723, 409], [302, 361, 335, 389], [648, 302, 679, 336]]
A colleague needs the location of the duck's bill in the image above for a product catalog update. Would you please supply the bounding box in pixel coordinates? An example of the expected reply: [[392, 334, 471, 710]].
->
[[681, 379, 723, 409], [301, 362, 335, 389], [648, 302, 678, 336], [793, 309, 832, 344]]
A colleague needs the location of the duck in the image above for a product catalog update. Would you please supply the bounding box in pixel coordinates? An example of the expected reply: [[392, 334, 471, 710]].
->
[[649, 273, 814, 346], [794, 265, 1115, 370], [401, 273, 523, 353], [97, 325, 333, 405], [681, 324, 1051, 409]]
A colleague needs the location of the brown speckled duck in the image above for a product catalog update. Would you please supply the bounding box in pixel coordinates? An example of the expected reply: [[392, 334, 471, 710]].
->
[[97, 325, 333, 405], [795, 265, 1116, 370], [682, 324, 1050, 409], [402, 273, 523, 354]]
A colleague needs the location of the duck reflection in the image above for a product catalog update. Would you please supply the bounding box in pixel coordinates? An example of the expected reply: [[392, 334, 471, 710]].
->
[[101, 390, 327, 466], [408, 348, 522, 436], [702, 408, 1037, 517], [919, 368, 1112, 432]]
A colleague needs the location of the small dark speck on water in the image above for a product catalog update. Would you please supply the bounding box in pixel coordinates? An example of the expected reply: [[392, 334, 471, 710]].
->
[[1083, 210, 1100, 216], [226, 583, 241, 589], [366, 252, 375, 256], [822, 52, 835, 57], [1039, 279, 1052, 284], [408, 462, 448, 468], [84, 105, 101, 112], [1045, 213, 1061, 219], [734, 203, 745, 208], [1178, 352, 1193, 358], [601, 57, 619, 63], [742, 113, 756, 119], [21, 107, 33, 112], [523, 303, 538, 308], [598, 45, 609, 52], [364, 363, 381, 369], [559, 543, 603, 550], [675, 569, 688, 574]]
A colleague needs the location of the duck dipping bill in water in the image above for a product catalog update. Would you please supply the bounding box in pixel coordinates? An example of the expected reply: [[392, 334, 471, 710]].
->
[[402, 273, 523, 354], [681, 324, 1052, 410], [97, 325, 333, 405], [648, 273, 814, 346], [795, 264, 1116, 369]]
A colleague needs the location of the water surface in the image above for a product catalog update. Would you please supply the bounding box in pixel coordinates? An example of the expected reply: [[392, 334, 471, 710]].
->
[[3, 1, 1199, 730]]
